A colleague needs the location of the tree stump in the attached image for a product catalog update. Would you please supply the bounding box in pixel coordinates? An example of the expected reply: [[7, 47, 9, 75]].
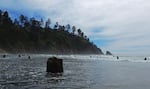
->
[[47, 57, 63, 73]]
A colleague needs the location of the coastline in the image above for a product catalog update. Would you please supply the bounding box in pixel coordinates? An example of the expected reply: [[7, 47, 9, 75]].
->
[[0, 48, 102, 55]]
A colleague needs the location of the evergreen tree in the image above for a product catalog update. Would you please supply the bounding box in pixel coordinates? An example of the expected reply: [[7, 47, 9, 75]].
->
[[30, 17, 40, 28], [0, 10, 2, 19], [19, 14, 26, 27], [72, 26, 76, 34], [81, 32, 84, 37], [77, 28, 81, 36], [45, 18, 51, 28], [54, 22, 59, 29], [0, 10, 2, 25], [40, 18, 44, 27], [2, 11, 12, 29], [66, 24, 70, 32], [14, 18, 19, 26], [3, 11, 9, 18]]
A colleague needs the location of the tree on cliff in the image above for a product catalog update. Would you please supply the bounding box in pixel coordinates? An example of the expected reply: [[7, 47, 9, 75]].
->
[[0, 10, 2, 19], [77, 28, 81, 36], [2, 11, 13, 29], [72, 26, 76, 34], [20, 14, 26, 27], [66, 24, 70, 32], [45, 18, 51, 29], [54, 22, 59, 29]]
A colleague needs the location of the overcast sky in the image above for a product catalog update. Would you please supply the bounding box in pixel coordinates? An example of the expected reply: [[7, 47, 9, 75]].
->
[[1, 0, 150, 55]]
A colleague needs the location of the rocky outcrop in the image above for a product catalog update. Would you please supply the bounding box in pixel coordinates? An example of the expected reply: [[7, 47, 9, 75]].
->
[[106, 51, 113, 55]]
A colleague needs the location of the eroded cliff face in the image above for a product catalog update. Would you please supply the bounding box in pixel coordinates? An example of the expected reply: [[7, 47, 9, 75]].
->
[[0, 30, 103, 54]]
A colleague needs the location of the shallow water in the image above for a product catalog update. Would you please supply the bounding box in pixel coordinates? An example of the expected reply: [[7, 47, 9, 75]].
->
[[0, 54, 150, 89]]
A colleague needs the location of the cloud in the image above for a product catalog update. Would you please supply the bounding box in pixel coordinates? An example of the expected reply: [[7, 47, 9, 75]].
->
[[1, 0, 150, 55]]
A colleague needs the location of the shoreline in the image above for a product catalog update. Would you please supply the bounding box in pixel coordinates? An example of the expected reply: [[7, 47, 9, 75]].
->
[[0, 48, 102, 55]]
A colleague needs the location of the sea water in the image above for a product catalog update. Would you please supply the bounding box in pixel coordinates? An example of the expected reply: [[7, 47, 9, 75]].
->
[[0, 54, 150, 89]]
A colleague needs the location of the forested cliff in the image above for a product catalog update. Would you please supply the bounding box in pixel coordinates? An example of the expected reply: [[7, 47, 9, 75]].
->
[[0, 9, 103, 54]]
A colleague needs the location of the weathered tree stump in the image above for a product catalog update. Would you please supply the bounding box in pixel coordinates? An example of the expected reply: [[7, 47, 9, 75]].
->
[[47, 57, 63, 73]]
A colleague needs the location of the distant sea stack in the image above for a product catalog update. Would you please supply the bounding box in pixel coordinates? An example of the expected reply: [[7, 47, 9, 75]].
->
[[0, 9, 103, 54], [106, 51, 113, 55]]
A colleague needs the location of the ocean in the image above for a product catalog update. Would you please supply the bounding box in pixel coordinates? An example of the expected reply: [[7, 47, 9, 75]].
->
[[0, 54, 150, 89]]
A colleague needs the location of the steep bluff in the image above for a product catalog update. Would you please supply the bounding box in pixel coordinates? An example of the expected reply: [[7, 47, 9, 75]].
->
[[0, 9, 103, 54]]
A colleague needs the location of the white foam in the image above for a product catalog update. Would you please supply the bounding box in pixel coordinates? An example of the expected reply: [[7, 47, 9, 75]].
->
[[1, 54, 150, 63]]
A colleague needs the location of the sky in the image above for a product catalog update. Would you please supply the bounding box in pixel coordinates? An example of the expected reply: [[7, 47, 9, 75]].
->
[[0, 0, 150, 55]]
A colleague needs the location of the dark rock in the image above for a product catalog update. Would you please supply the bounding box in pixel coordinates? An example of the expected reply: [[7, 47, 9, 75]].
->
[[144, 57, 147, 60], [47, 57, 63, 73], [106, 51, 113, 55], [3, 54, 6, 58], [28, 56, 31, 59], [18, 54, 21, 57], [117, 56, 119, 59]]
